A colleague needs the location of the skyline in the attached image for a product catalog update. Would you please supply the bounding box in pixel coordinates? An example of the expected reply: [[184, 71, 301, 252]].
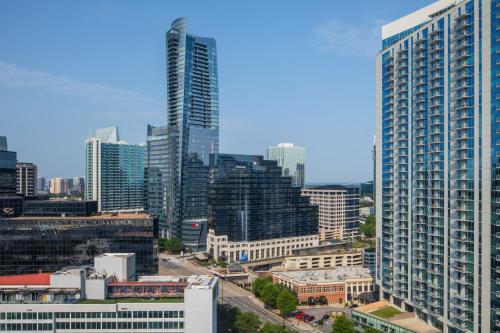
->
[[0, 0, 435, 182]]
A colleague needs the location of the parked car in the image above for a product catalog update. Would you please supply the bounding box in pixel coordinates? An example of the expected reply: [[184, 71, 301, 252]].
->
[[322, 314, 330, 321], [302, 314, 310, 321], [306, 315, 315, 322], [295, 312, 305, 319]]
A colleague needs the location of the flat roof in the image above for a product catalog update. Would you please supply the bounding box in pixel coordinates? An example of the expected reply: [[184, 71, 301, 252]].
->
[[273, 266, 372, 284], [355, 301, 440, 333], [0, 273, 51, 286], [2, 213, 152, 220]]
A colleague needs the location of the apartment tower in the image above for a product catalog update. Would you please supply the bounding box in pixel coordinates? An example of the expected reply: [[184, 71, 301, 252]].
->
[[376, 0, 498, 332]]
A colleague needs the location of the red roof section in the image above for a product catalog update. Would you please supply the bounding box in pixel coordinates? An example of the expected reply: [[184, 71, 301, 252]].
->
[[0, 273, 51, 286]]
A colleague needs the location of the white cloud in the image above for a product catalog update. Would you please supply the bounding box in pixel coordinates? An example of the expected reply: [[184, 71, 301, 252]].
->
[[0, 61, 162, 117], [313, 19, 384, 58]]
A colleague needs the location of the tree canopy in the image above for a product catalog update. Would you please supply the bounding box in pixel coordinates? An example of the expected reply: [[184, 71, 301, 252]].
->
[[276, 289, 297, 317], [331, 315, 355, 333], [235, 312, 261, 333]]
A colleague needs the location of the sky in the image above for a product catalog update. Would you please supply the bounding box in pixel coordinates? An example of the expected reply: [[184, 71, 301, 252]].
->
[[0, 0, 435, 183]]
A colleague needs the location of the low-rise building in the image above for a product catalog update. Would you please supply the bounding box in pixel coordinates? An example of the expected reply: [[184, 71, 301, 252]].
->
[[0, 253, 218, 333], [208, 229, 318, 263], [278, 249, 363, 271], [272, 266, 373, 305], [352, 300, 439, 333]]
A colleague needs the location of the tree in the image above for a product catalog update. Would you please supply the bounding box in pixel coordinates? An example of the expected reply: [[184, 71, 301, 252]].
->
[[217, 303, 240, 333], [158, 237, 183, 253], [259, 322, 296, 333], [363, 328, 380, 333], [252, 277, 272, 298], [276, 289, 297, 317], [331, 315, 355, 333], [261, 283, 280, 308], [235, 312, 261, 333], [360, 215, 376, 238]]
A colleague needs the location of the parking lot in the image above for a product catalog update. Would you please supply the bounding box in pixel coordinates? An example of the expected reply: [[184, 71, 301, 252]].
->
[[292, 306, 352, 333]]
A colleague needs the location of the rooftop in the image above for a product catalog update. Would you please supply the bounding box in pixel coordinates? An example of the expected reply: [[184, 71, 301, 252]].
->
[[355, 301, 440, 333], [273, 266, 372, 284], [0, 273, 51, 286], [3, 212, 152, 220]]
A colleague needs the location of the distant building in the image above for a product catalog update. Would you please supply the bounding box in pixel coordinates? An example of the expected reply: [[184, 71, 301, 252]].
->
[[16, 162, 37, 197], [272, 266, 373, 305], [0, 212, 157, 276], [0, 137, 16, 195], [71, 176, 84, 193], [49, 177, 68, 195], [362, 248, 376, 277], [302, 185, 360, 240], [165, 18, 219, 244], [279, 249, 363, 271], [145, 124, 168, 237], [85, 127, 145, 212], [207, 154, 318, 262], [267, 143, 305, 187], [359, 181, 374, 197], [37, 177, 47, 192], [0, 253, 218, 333]]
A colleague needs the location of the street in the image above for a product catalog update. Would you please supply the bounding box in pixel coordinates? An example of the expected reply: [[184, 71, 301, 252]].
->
[[159, 255, 318, 333]]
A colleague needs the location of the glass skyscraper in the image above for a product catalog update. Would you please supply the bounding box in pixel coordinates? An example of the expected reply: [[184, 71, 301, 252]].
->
[[165, 18, 219, 246], [267, 143, 305, 187], [85, 127, 145, 212], [145, 124, 168, 236], [0, 136, 16, 196], [376, 1, 498, 332]]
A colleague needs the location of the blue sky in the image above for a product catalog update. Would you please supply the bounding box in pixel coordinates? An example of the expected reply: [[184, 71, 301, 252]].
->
[[0, 0, 434, 182]]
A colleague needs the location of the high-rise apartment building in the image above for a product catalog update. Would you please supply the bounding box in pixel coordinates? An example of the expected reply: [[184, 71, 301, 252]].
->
[[0, 136, 16, 195], [37, 177, 48, 192], [267, 143, 305, 187], [376, 1, 499, 332], [145, 124, 168, 236], [165, 18, 219, 244], [16, 162, 37, 196], [302, 185, 360, 241], [49, 177, 68, 195], [207, 154, 319, 263], [85, 127, 145, 212], [71, 176, 84, 193]]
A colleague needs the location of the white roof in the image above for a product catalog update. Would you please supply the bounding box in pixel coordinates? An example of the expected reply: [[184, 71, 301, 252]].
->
[[382, 0, 457, 39]]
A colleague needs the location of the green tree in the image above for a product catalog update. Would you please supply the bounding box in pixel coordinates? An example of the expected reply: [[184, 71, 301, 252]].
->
[[158, 237, 183, 253], [235, 312, 261, 333], [252, 277, 272, 298], [331, 315, 355, 333], [363, 328, 380, 333], [259, 322, 296, 333], [217, 303, 240, 333], [360, 215, 376, 238], [261, 283, 280, 308], [276, 289, 297, 317]]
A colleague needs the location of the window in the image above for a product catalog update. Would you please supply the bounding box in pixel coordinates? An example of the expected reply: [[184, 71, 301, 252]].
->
[[102, 312, 116, 318]]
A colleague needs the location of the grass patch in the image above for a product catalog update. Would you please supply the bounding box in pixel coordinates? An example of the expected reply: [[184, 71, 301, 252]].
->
[[79, 298, 183, 304], [351, 239, 375, 249], [370, 307, 402, 319]]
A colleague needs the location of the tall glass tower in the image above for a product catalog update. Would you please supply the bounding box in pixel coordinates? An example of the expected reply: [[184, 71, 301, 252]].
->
[[376, 1, 498, 332], [165, 18, 219, 247]]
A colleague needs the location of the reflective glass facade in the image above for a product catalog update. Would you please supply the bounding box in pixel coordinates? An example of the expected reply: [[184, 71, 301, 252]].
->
[[0, 150, 16, 196], [145, 125, 168, 236], [376, 1, 499, 332], [208, 154, 318, 242], [0, 215, 157, 276], [165, 18, 219, 245]]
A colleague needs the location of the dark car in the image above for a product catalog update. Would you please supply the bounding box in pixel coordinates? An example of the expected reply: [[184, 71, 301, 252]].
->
[[302, 314, 310, 322], [322, 314, 330, 321], [306, 315, 315, 322]]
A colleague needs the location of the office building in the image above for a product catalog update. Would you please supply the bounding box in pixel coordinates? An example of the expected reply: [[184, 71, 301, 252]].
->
[[165, 18, 219, 244], [0, 212, 157, 276], [85, 127, 145, 212], [145, 124, 168, 237], [360, 181, 374, 197], [0, 253, 218, 333], [376, 1, 499, 331], [302, 185, 360, 240], [272, 266, 373, 305], [207, 154, 319, 263], [0, 137, 16, 195], [267, 143, 305, 187], [16, 162, 37, 196], [37, 177, 48, 192]]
